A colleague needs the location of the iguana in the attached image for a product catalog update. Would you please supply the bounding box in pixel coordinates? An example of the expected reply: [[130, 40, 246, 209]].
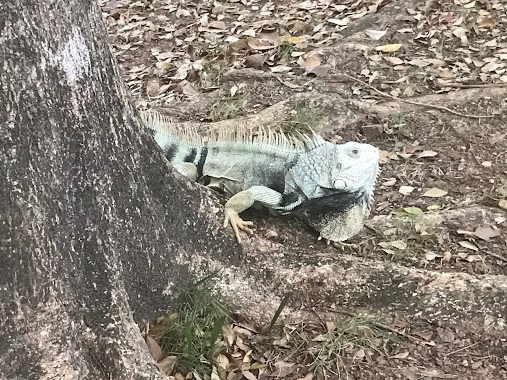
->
[[141, 110, 379, 243]]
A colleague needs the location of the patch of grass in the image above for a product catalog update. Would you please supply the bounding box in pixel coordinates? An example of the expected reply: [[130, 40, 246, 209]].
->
[[156, 275, 227, 377], [277, 41, 297, 61], [209, 96, 247, 121], [308, 315, 403, 376], [378, 216, 440, 263], [193, 41, 229, 60], [199, 62, 225, 89], [383, 112, 414, 139], [278, 99, 323, 134]]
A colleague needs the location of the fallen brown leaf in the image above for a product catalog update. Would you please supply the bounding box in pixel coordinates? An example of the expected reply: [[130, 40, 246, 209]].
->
[[158, 355, 177, 375], [474, 226, 501, 241], [245, 54, 266, 69], [364, 29, 386, 40], [422, 188, 447, 198], [376, 43, 402, 53], [145, 335, 163, 361], [399, 185, 415, 195], [458, 241, 479, 251]]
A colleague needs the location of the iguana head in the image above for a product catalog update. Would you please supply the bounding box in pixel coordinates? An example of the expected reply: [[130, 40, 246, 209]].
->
[[328, 141, 379, 198], [289, 140, 379, 202], [289, 140, 379, 242]]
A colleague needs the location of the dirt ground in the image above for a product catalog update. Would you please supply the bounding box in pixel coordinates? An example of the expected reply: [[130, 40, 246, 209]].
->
[[102, 0, 507, 378]]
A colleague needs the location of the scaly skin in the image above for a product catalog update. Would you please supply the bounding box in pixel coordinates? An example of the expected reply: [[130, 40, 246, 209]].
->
[[142, 110, 379, 243]]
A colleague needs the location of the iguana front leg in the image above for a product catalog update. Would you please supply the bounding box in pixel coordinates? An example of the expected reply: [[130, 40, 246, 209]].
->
[[223, 186, 283, 242]]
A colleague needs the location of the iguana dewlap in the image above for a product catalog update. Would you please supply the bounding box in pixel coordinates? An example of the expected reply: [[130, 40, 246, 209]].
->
[[142, 110, 379, 243]]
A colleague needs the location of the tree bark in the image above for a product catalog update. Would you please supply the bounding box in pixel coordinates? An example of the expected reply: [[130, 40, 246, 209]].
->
[[2, 1, 507, 379], [0, 1, 239, 378]]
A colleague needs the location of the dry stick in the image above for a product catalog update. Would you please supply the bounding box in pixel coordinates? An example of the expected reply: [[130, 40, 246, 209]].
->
[[438, 83, 507, 89], [483, 250, 507, 264], [324, 308, 435, 346], [443, 342, 479, 357], [343, 73, 494, 119]]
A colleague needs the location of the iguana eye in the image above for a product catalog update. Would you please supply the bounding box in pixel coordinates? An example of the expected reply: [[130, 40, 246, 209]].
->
[[352, 149, 359, 154]]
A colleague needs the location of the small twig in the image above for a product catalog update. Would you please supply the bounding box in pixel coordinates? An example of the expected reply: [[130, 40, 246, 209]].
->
[[438, 83, 507, 89], [343, 73, 494, 119], [443, 342, 479, 357], [483, 250, 507, 263], [324, 308, 435, 346]]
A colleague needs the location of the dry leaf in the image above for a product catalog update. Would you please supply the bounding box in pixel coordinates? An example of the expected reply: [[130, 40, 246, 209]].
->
[[271, 361, 296, 377], [484, 38, 497, 47], [297, 373, 313, 380], [246, 37, 278, 50], [146, 335, 164, 361], [242, 371, 257, 380], [245, 54, 266, 69], [383, 178, 396, 186], [417, 150, 438, 158], [325, 321, 336, 332], [391, 351, 410, 359], [211, 368, 220, 380], [228, 85, 238, 98], [302, 55, 321, 70], [158, 356, 177, 375], [425, 252, 437, 261], [146, 78, 161, 98], [308, 65, 331, 77], [172, 64, 190, 80], [499, 199, 507, 210], [452, 27, 466, 38], [354, 348, 365, 359], [271, 65, 293, 73], [236, 337, 251, 352], [328, 18, 348, 26], [376, 43, 402, 53], [408, 58, 431, 68], [458, 241, 479, 251], [181, 81, 198, 96], [474, 226, 501, 241], [418, 369, 457, 379], [466, 254, 482, 262], [399, 185, 415, 195], [384, 56, 404, 65], [285, 36, 305, 44], [422, 188, 447, 198], [208, 20, 227, 30], [378, 149, 394, 164], [457, 229, 475, 237], [364, 29, 386, 40], [391, 240, 407, 250], [477, 14, 496, 28]]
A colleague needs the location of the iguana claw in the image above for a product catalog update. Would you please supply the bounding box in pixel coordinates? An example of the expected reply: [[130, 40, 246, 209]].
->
[[223, 209, 254, 242], [318, 236, 357, 249]]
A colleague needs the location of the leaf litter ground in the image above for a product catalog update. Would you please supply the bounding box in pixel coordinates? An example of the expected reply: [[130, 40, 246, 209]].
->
[[102, 0, 507, 378]]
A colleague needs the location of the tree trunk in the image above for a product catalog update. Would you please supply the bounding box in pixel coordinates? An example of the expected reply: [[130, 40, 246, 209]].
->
[[0, 1, 239, 378], [2, 1, 507, 379]]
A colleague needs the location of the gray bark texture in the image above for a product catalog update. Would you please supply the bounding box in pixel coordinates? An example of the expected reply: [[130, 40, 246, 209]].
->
[[0, 1, 239, 378], [2, 1, 507, 379]]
